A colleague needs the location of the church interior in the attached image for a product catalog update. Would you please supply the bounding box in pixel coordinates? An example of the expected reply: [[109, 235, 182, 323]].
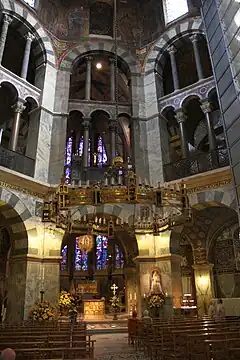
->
[[0, 0, 240, 358]]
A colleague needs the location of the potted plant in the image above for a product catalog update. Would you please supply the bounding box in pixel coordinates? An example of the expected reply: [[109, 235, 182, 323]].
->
[[148, 294, 165, 317], [110, 294, 121, 320], [29, 300, 55, 321], [58, 290, 72, 316]]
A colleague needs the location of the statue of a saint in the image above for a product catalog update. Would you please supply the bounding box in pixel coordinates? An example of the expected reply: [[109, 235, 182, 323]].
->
[[150, 270, 163, 294]]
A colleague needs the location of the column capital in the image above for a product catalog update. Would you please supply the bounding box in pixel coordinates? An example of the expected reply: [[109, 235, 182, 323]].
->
[[189, 34, 199, 43], [82, 118, 91, 128], [175, 110, 186, 124], [168, 45, 177, 55], [201, 100, 212, 114], [85, 56, 93, 62], [12, 100, 26, 114], [109, 119, 117, 130], [109, 57, 115, 64], [3, 13, 12, 25], [25, 32, 35, 42]]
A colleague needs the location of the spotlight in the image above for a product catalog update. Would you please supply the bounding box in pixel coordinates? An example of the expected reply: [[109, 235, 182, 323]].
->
[[96, 62, 102, 69]]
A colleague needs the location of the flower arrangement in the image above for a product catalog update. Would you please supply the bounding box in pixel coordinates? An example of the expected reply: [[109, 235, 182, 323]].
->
[[148, 294, 165, 308], [110, 295, 121, 312], [29, 300, 55, 321], [58, 290, 72, 308]]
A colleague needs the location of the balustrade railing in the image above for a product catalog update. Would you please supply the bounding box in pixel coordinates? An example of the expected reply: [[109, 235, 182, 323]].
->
[[163, 149, 229, 182], [0, 146, 35, 177]]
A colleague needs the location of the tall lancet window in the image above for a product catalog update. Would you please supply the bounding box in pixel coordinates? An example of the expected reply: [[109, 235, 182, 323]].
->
[[65, 136, 73, 183], [95, 136, 108, 167], [61, 245, 68, 271], [115, 244, 124, 269], [163, 0, 189, 24], [96, 235, 108, 270], [75, 239, 88, 271]]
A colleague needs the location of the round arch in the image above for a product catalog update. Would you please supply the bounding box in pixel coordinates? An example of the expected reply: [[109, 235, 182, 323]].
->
[[0, 188, 33, 252], [89, 109, 111, 119], [0, 0, 55, 66], [188, 188, 237, 211], [60, 42, 139, 74], [144, 17, 203, 74]]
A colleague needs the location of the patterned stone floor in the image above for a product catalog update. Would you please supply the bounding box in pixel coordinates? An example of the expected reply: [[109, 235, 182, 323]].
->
[[92, 333, 147, 360]]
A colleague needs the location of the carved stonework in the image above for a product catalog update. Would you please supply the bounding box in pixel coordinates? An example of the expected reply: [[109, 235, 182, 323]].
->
[[159, 77, 215, 111], [68, 101, 131, 119], [0, 67, 41, 105], [193, 241, 208, 265]]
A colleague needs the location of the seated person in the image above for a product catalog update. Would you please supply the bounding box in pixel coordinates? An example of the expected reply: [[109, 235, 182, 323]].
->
[[142, 309, 153, 323], [0, 348, 16, 360], [128, 310, 138, 345]]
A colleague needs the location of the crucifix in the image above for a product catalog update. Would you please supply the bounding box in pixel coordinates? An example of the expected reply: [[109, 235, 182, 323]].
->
[[111, 283, 118, 296]]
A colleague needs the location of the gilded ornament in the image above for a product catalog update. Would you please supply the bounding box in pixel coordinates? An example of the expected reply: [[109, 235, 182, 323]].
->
[[76, 234, 94, 252]]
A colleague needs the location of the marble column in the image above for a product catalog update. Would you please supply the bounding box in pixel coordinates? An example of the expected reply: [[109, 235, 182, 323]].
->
[[201, 100, 216, 151], [190, 34, 204, 80], [109, 119, 117, 163], [21, 33, 35, 80], [175, 110, 188, 158], [168, 46, 180, 91], [193, 263, 214, 316], [109, 58, 115, 102], [9, 100, 26, 152], [83, 118, 90, 168], [0, 14, 12, 64], [85, 56, 93, 101]]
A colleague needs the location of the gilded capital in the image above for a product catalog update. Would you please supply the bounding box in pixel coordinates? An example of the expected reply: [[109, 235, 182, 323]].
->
[[3, 14, 12, 26], [25, 32, 35, 42], [175, 110, 186, 123], [190, 34, 199, 43], [168, 45, 176, 55], [201, 101, 212, 114], [12, 100, 26, 114]]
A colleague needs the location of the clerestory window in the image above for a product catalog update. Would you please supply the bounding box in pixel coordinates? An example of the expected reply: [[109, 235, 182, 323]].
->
[[163, 0, 189, 24]]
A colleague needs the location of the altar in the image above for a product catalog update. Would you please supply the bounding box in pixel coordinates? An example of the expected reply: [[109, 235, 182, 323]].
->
[[83, 298, 105, 319], [76, 281, 106, 320]]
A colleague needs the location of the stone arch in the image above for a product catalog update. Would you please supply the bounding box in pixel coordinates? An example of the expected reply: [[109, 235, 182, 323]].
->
[[144, 17, 203, 74], [0, 0, 56, 66], [60, 42, 139, 74], [181, 94, 201, 108], [89, 108, 111, 119], [188, 188, 237, 211], [0, 187, 33, 253]]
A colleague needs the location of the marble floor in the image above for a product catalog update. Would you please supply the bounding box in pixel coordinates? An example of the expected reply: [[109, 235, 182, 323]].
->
[[92, 333, 147, 360]]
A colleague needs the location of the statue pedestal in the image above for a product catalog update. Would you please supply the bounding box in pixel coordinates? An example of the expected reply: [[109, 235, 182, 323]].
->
[[163, 296, 174, 319], [83, 298, 105, 320]]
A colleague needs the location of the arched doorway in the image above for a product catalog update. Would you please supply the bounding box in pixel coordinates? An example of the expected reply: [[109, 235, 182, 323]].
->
[[0, 199, 29, 322]]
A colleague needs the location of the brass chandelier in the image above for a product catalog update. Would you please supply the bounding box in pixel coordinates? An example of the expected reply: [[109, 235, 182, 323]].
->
[[42, 169, 192, 239]]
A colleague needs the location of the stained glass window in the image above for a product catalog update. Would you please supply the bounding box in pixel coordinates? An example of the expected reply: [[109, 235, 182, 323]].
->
[[96, 136, 108, 167], [23, 0, 35, 7], [61, 245, 68, 271], [163, 0, 189, 24], [115, 244, 124, 269], [79, 136, 84, 157], [96, 235, 108, 270], [65, 137, 73, 183], [75, 239, 88, 271]]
